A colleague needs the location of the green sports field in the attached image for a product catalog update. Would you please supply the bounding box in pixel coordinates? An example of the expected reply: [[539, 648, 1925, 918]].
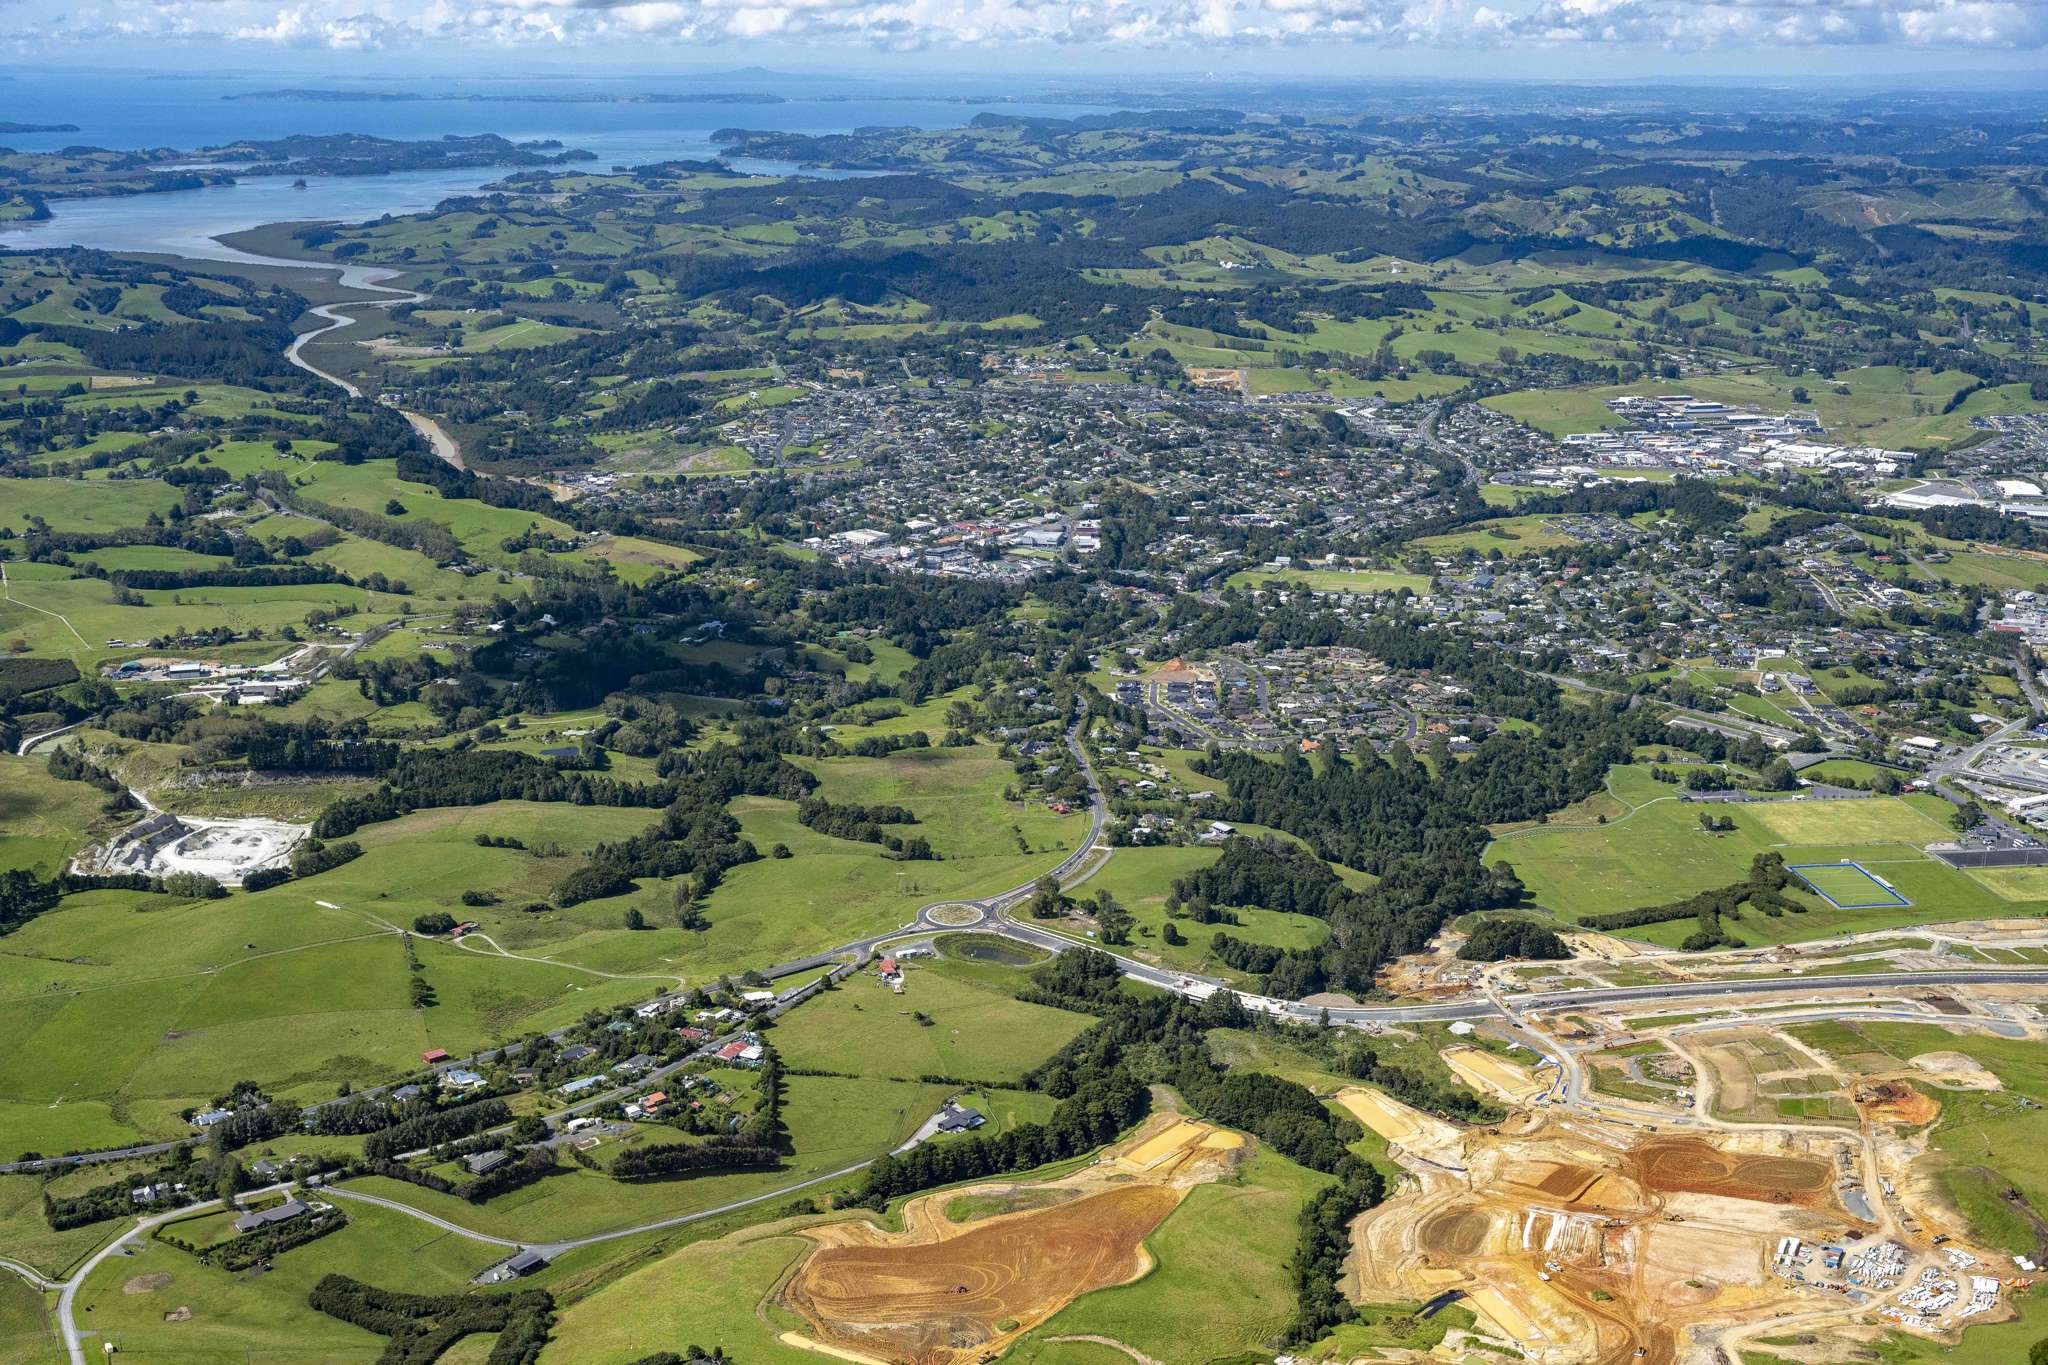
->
[[1220, 568, 1430, 596], [1789, 862, 1909, 909]]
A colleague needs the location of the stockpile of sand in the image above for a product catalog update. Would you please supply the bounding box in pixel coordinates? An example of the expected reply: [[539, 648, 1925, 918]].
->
[[1909, 1051, 2002, 1091]]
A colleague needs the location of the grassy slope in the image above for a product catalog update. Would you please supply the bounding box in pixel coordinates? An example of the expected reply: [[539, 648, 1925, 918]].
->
[[770, 957, 1090, 1085]]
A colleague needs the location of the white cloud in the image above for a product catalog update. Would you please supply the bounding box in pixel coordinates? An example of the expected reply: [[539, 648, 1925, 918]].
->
[[230, 6, 410, 47], [27, 0, 2048, 51]]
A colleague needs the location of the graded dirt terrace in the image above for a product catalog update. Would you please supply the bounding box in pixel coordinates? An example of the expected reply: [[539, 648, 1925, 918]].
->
[[1627, 1136, 1837, 1207], [780, 1116, 1245, 1365], [786, 1185, 1179, 1365]]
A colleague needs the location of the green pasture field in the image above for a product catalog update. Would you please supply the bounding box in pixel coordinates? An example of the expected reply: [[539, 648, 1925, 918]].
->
[[769, 956, 1089, 1085], [541, 1230, 818, 1363], [77, 545, 232, 574], [1078, 845, 1330, 982], [0, 752, 116, 879], [0, 1168, 143, 1279], [456, 746, 1082, 983], [0, 1271, 53, 1364], [581, 534, 703, 584], [455, 319, 590, 352], [817, 688, 968, 742], [0, 802, 688, 1154], [287, 459, 577, 557], [1491, 772, 2033, 943], [1788, 1021, 2048, 1262], [300, 533, 495, 603], [0, 564, 384, 667], [69, 1198, 502, 1363], [194, 448, 578, 565], [0, 928, 650, 1151], [0, 476, 182, 536], [1409, 514, 1582, 557]]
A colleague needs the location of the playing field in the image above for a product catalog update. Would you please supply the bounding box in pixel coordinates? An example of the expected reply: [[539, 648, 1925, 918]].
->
[[1221, 568, 1430, 596], [1790, 862, 1911, 909], [1744, 797, 1950, 846]]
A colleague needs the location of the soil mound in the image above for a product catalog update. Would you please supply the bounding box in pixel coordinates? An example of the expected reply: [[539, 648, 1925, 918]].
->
[[1856, 1080, 1941, 1125]]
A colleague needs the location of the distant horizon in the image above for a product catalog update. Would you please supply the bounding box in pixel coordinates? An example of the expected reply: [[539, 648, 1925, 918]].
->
[[8, 59, 2048, 90]]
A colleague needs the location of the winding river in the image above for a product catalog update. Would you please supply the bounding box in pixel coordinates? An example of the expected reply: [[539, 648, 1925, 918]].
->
[[277, 263, 467, 470]]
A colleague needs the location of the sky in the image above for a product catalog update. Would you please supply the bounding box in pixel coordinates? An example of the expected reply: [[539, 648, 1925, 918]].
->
[[9, 0, 2048, 76]]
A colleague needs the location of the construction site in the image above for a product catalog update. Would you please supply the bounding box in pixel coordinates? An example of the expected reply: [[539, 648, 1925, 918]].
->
[[778, 1116, 1246, 1365], [1336, 985, 2042, 1365], [1344, 1081, 1892, 1365]]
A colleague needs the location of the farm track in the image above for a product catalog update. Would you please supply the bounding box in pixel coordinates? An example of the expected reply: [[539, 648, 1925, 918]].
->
[[1, 560, 90, 650]]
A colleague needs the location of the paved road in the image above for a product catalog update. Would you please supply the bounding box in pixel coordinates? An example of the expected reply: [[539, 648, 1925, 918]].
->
[[15, 721, 82, 757], [321, 1187, 523, 1249], [0, 1257, 60, 1290]]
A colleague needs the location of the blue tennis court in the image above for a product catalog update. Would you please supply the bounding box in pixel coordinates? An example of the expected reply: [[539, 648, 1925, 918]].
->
[[1789, 861, 1911, 910]]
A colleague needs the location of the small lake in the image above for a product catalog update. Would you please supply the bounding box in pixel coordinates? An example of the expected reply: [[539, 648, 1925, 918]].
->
[[946, 937, 1039, 967]]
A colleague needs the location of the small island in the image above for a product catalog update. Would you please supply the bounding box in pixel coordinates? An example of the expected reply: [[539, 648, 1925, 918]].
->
[[0, 121, 81, 133]]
